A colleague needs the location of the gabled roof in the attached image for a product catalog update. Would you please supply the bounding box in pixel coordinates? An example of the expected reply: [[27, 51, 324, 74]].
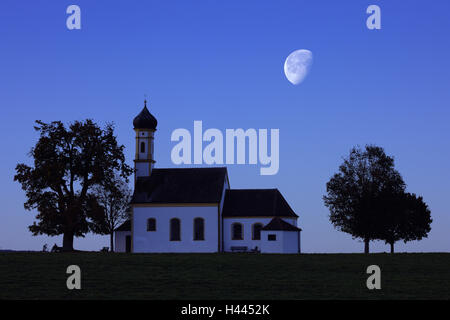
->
[[262, 217, 302, 231], [222, 189, 298, 218], [115, 220, 131, 231], [132, 167, 228, 204]]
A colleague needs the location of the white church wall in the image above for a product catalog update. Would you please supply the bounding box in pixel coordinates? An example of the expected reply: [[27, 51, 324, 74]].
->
[[133, 205, 219, 253], [282, 231, 300, 254], [260, 230, 284, 253], [218, 178, 230, 252], [137, 131, 154, 160], [259, 230, 300, 254], [223, 217, 272, 252], [115, 231, 131, 253]]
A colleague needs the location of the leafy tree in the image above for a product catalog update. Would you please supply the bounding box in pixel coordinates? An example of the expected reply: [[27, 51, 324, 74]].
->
[[89, 174, 133, 252], [14, 120, 133, 251], [373, 190, 404, 253], [380, 192, 432, 253], [323, 145, 405, 253]]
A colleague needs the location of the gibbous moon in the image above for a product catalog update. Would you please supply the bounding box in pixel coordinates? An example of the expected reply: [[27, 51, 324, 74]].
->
[[284, 49, 313, 85]]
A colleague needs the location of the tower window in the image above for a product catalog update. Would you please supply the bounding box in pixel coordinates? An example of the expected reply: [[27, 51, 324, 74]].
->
[[147, 218, 156, 231], [194, 218, 205, 241], [170, 218, 181, 241], [140, 141, 145, 153], [232, 223, 243, 240]]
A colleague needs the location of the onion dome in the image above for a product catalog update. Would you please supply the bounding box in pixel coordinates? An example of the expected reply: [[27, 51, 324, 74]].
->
[[133, 100, 157, 130]]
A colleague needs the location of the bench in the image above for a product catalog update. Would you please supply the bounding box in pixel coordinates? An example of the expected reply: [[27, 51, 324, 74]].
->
[[231, 246, 248, 252]]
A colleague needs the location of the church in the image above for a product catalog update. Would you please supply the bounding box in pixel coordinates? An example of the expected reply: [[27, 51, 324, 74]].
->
[[114, 102, 302, 254]]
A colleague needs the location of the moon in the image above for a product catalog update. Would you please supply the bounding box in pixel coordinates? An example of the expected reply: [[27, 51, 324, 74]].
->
[[284, 49, 313, 85]]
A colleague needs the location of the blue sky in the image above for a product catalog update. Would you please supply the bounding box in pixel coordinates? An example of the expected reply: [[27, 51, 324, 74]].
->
[[0, 0, 449, 252]]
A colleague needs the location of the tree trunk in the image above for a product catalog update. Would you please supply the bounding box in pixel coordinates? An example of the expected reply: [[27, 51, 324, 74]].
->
[[110, 232, 114, 252], [364, 238, 370, 254], [62, 231, 74, 251], [390, 242, 394, 254]]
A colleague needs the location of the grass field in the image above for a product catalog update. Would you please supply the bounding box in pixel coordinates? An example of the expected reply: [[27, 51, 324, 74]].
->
[[0, 252, 449, 300]]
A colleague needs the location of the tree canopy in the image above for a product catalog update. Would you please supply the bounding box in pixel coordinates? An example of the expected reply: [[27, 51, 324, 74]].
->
[[14, 120, 133, 251], [89, 174, 133, 252], [324, 145, 406, 253], [379, 192, 432, 253]]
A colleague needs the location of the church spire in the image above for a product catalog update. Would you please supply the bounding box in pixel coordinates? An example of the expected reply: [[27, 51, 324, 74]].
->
[[133, 100, 156, 182]]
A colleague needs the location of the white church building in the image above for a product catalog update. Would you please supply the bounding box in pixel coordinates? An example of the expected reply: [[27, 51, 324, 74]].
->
[[114, 102, 302, 254]]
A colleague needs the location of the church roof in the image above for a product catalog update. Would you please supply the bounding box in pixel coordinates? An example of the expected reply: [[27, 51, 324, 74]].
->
[[262, 217, 302, 231], [132, 167, 228, 204], [115, 220, 131, 231], [222, 189, 298, 218], [133, 101, 157, 130]]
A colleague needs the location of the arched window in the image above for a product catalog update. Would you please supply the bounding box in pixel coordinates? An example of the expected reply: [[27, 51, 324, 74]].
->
[[170, 218, 181, 241], [232, 223, 243, 240], [194, 218, 205, 241], [140, 141, 146, 153], [147, 218, 156, 231], [252, 223, 263, 240]]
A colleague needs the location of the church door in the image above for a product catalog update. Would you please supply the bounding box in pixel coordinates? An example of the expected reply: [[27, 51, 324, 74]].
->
[[125, 235, 131, 253]]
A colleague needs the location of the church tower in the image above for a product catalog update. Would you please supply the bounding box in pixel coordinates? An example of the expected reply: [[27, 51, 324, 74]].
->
[[133, 100, 157, 182]]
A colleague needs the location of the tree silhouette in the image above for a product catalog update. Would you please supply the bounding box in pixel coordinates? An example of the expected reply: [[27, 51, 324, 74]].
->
[[14, 120, 133, 251], [89, 174, 133, 252], [380, 192, 432, 253], [323, 145, 405, 253]]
